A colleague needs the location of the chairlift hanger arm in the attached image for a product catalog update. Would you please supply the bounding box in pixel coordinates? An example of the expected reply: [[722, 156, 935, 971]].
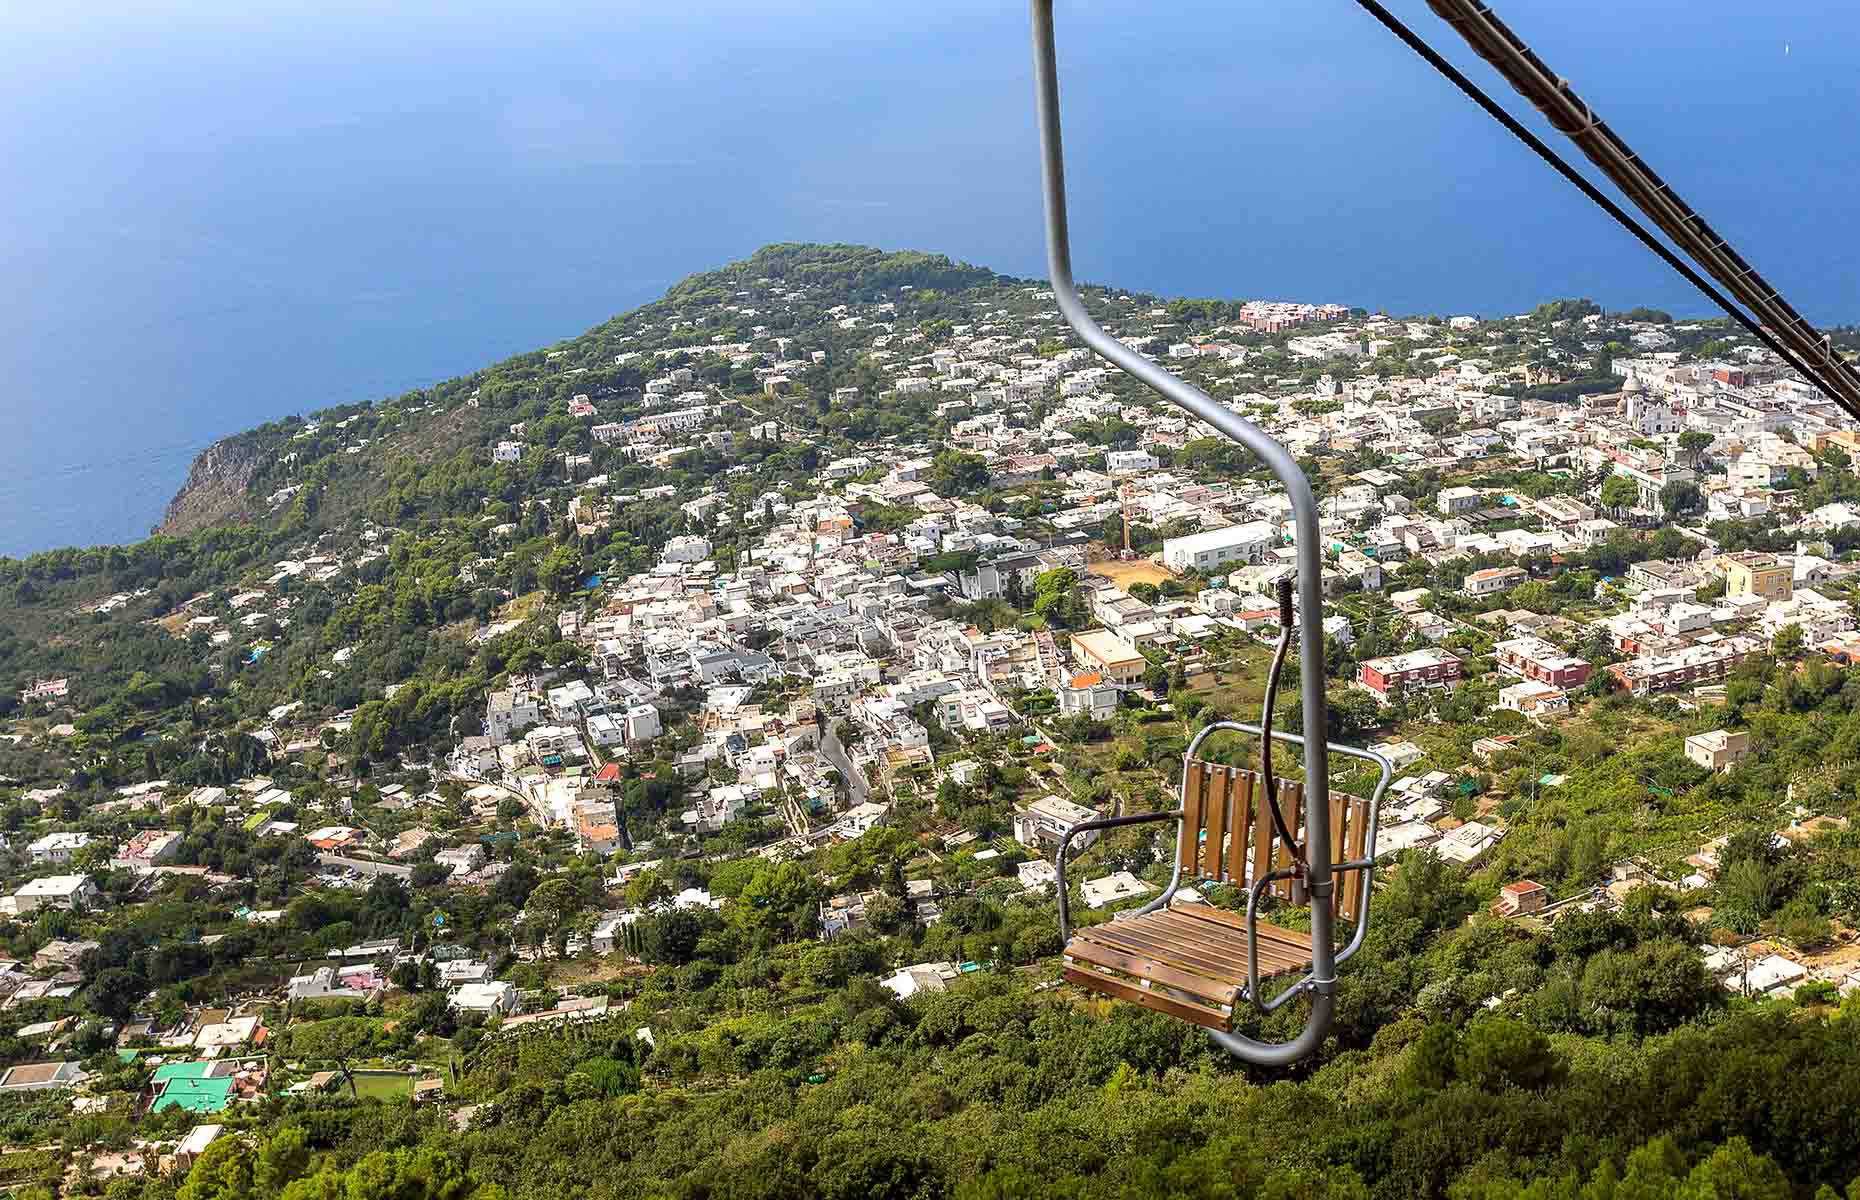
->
[[1054, 808, 1184, 944], [1031, 0, 1337, 1068], [1259, 578, 1305, 878]]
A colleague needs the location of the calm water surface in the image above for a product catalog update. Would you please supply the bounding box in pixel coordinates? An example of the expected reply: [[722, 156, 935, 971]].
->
[[3, 0, 1856, 554]]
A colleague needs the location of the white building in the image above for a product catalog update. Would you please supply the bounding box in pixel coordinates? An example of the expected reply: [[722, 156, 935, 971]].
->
[[486, 689, 544, 747], [1013, 795, 1099, 851], [1684, 729, 1752, 772], [585, 713, 627, 748], [111, 830, 183, 870], [1058, 671, 1120, 722], [175, 1123, 225, 1169], [661, 535, 713, 565], [631, 405, 711, 438], [1080, 871, 1158, 909], [880, 961, 960, 1000], [26, 833, 91, 866], [13, 875, 100, 913], [435, 844, 487, 877], [1017, 860, 1059, 891], [1162, 521, 1276, 574], [1624, 384, 1677, 436], [450, 981, 518, 1017], [1437, 486, 1481, 516], [684, 784, 750, 834], [1499, 679, 1570, 720], [1463, 566, 1528, 598], [1722, 954, 1806, 997], [1105, 449, 1159, 474], [1434, 821, 1504, 866], [624, 704, 662, 744]]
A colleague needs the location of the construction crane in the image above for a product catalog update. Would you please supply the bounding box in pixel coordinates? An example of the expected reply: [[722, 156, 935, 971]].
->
[[1118, 479, 1136, 561]]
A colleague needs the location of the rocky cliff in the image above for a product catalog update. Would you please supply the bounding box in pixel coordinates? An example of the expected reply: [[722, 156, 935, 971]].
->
[[155, 436, 266, 536]]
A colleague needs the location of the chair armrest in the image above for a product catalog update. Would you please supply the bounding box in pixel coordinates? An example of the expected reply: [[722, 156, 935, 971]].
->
[[1056, 809, 1183, 943]]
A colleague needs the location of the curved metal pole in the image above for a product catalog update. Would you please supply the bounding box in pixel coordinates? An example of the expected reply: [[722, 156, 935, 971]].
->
[[1031, 0, 1334, 1067], [1054, 808, 1181, 943], [1245, 868, 1297, 1013]]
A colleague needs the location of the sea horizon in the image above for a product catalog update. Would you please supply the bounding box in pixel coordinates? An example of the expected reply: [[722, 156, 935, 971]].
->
[[6, 0, 1857, 557]]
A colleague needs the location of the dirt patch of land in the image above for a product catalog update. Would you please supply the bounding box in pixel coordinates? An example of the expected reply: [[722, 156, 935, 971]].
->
[[1088, 558, 1175, 589], [546, 957, 655, 988]]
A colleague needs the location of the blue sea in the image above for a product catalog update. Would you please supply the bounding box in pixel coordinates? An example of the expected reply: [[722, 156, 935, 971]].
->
[[4, 0, 1857, 556]]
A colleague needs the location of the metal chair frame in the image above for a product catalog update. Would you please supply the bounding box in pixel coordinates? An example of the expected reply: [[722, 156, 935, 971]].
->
[[1055, 725, 1392, 1017]]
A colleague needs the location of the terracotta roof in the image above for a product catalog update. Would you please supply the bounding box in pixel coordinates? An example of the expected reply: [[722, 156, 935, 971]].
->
[[1, 1063, 68, 1086]]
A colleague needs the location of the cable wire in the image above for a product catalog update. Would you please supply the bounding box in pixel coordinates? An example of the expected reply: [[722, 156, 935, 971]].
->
[[1259, 577, 1306, 872], [1423, 0, 1860, 415], [1347, 0, 1860, 424]]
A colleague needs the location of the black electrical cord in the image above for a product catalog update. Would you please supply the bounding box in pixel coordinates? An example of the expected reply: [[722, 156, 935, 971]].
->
[[1258, 576, 1306, 872], [1348, 0, 1860, 423]]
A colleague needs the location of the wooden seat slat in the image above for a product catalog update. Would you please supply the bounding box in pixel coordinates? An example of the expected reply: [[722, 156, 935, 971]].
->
[[1341, 790, 1372, 920], [1077, 926, 1246, 981], [1180, 764, 1205, 870], [1094, 908, 1312, 976], [1227, 770, 1255, 883], [1061, 966, 1232, 1030], [1083, 920, 1251, 980], [1166, 907, 1315, 969], [1069, 927, 1306, 984], [1171, 903, 1312, 946], [1062, 937, 1240, 1005], [1149, 906, 1285, 954], [1141, 914, 1261, 970], [1272, 778, 1304, 901], [1251, 771, 1278, 890], [1203, 766, 1229, 879], [1329, 790, 1349, 918]]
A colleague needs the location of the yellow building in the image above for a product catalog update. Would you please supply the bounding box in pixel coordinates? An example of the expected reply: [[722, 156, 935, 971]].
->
[[1723, 552, 1792, 601], [1814, 430, 1860, 458], [1068, 629, 1147, 686]]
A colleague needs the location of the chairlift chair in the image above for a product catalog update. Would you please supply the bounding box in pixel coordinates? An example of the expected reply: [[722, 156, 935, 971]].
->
[[1054, 722, 1392, 1035]]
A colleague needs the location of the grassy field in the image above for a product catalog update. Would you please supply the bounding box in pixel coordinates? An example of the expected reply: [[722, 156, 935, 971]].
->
[[350, 1070, 414, 1101], [548, 956, 653, 988], [1183, 646, 1275, 718]]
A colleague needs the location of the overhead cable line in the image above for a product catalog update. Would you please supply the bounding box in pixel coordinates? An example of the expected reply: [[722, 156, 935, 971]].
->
[[1349, 0, 1860, 424]]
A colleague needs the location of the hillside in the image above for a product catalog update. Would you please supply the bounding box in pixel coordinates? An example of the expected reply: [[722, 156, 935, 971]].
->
[[1, 242, 1860, 1198], [154, 434, 270, 537]]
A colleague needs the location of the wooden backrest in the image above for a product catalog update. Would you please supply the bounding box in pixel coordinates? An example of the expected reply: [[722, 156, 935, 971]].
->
[[1179, 758, 1373, 922]]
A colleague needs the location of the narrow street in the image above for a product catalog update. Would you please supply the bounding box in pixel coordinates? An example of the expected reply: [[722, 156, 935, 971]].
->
[[819, 724, 869, 806]]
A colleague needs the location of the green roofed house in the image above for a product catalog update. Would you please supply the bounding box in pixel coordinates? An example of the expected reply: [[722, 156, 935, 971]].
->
[[150, 1060, 236, 1114], [150, 1061, 211, 1083]]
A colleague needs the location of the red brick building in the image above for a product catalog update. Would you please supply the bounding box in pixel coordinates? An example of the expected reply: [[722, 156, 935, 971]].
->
[[1493, 635, 1593, 689], [1356, 649, 1464, 701], [1606, 636, 1762, 696]]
